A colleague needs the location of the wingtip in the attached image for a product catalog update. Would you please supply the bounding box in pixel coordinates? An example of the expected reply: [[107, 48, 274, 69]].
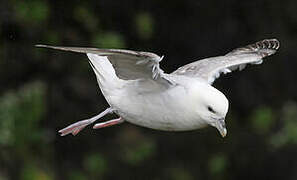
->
[[254, 38, 280, 50], [35, 44, 49, 48], [250, 38, 280, 57], [34, 44, 89, 53], [227, 38, 280, 57]]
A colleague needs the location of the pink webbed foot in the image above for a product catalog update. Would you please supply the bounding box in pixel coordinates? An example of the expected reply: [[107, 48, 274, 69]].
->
[[59, 120, 90, 136], [58, 108, 113, 136], [93, 117, 124, 129]]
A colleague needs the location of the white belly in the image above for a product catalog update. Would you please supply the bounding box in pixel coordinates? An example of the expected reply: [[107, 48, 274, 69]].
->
[[105, 81, 207, 131]]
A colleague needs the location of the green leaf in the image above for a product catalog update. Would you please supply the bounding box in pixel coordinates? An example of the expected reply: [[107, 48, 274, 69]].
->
[[21, 163, 52, 180], [83, 152, 107, 176], [270, 102, 297, 147], [74, 6, 99, 32], [92, 32, 125, 48], [250, 106, 275, 134], [122, 140, 156, 166], [208, 154, 227, 175], [68, 171, 87, 180], [0, 82, 46, 154], [168, 167, 193, 180], [14, 0, 49, 24], [135, 13, 154, 40]]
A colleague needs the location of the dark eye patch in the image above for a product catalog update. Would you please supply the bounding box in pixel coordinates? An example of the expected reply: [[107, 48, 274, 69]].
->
[[208, 106, 216, 113]]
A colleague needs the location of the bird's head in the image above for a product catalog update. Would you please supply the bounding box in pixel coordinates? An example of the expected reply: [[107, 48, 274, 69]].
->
[[192, 83, 229, 137]]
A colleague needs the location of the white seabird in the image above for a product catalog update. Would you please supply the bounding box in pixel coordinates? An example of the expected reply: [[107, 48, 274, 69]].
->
[[36, 39, 280, 137]]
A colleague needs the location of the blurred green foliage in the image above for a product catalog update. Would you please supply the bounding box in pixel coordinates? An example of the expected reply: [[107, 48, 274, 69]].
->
[[83, 152, 107, 178], [0, 82, 50, 180], [68, 171, 86, 180], [74, 6, 99, 33], [251, 106, 275, 134], [208, 154, 227, 175], [122, 140, 156, 166], [0, 82, 46, 148], [135, 13, 154, 40], [21, 163, 52, 180], [168, 167, 193, 180], [92, 32, 126, 48], [44, 31, 60, 45], [270, 102, 297, 147], [13, 0, 49, 24]]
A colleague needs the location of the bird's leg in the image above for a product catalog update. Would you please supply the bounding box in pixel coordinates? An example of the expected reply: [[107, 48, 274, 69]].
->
[[93, 117, 124, 129], [58, 108, 113, 136]]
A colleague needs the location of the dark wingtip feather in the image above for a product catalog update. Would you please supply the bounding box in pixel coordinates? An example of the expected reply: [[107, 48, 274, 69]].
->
[[227, 39, 280, 57]]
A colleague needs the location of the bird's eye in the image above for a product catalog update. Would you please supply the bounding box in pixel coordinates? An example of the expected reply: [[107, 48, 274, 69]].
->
[[207, 106, 216, 113]]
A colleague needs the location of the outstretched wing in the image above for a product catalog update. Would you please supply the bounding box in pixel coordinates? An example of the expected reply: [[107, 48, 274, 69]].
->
[[36, 45, 167, 81], [172, 39, 280, 84]]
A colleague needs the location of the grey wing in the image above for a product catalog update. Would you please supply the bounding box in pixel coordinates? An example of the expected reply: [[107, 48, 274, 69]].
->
[[172, 39, 280, 84], [36, 45, 168, 82]]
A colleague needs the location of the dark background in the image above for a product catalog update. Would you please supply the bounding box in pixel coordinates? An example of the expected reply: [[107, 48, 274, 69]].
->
[[1, 0, 297, 179]]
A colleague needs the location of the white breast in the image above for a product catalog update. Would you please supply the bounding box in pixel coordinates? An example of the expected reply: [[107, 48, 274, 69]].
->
[[106, 79, 207, 131]]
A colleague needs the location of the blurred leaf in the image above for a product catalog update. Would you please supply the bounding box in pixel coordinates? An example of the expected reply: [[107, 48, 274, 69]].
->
[[135, 12, 154, 39], [21, 163, 52, 180], [168, 167, 193, 180], [0, 93, 15, 145], [13, 0, 49, 24], [122, 140, 156, 166], [270, 101, 297, 147], [44, 31, 60, 45], [0, 82, 46, 155], [0, 173, 8, 180], [83, 152, 107, 177], [250, 106, 275, 134], [208, 153, 227, 175], [74, 6, 99, 32], [68, 171, 87, 180], [92, 32, 126, 48]]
